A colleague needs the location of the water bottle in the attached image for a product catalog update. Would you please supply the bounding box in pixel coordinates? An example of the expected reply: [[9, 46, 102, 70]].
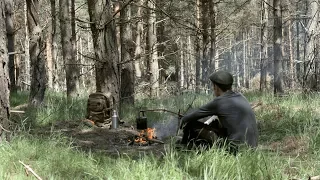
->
[[111, 109, 119, 129]]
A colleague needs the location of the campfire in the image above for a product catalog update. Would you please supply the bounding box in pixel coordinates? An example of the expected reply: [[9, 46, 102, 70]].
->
[[129, 127, 164, 145]]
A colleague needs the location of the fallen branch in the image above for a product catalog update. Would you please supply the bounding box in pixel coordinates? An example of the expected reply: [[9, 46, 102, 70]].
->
[[10, 110, 25, 114], [19, 161, 43, 180], [12, 103, 28, 110], [0, 124, 10, 133], [251, 102, 263, 109], [149, 138, 165, 144], [309, 175, 320, 180]]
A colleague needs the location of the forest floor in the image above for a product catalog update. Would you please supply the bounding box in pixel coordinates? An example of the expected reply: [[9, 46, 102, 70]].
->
[[1, 91, 320, 179]]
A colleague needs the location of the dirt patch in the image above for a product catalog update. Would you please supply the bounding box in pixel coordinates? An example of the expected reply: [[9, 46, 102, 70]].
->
[[36, 120, 168, 157], [266, 136, 309, 155]]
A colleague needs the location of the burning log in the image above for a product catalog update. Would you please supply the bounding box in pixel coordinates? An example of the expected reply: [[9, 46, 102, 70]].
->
[[128, 128, 163, 145]]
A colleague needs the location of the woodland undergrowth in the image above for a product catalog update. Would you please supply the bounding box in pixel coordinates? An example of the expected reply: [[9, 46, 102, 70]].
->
[[1, 91, 320, 179]]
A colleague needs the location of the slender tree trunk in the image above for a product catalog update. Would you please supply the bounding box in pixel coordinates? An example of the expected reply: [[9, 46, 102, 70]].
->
[[243, 31, 247, 88], [187, 35, 194, 89], [47, 0, 56, 90], [24, 0, 30, 91], [27, 0, 47, 106], [195, 0, 201, 93], [120, 1, 134, 104], [0, 0, 10, 140], [288, 18, 295, 88], [134, 0, 144, 80], [209, 0, 216, 73], [273, 0, 284, 94], [201, 0, 209, 88], [304, 0, 318, 90], [180, 39, 185, 90], [50, 0, 58, 91], [71, 0, 80, 94], [260, 0, 268, 92], [233, 43, 240, 88], [5, 0, 15, 92], [296, 2, 301, 83], [87, 0, 120, 109], [46, 28, 53, 90], [147, 0, 159, 97], [60, 0, 80, 98], [246, 29, 251, 88]]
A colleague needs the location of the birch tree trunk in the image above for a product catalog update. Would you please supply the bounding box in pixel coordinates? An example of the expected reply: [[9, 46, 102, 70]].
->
[[296, 2, 301, 83], [304, 0, 318, 90], [27, 0, 47, 106], [243, 32, 247, 88], [260, 0, 268, 91], [134, 0, 144, 79], [5, 0, 15, 92], [288, 17, 295, 88], [201, 0, 209, 88], [24, 0, 30, 91], [273, 0, 284, 94], [60, 0, 80, 98], [187, 35, 194, 89], [147, 0, 159, 97], [120, 1, 134, 104], [47, 0, 56, 90], [195, 0, 201, 93], [209, 0, 216, 73], [180, 39, 185, 90], [0, 0, 10, 140], [87, 0, 120, 109]]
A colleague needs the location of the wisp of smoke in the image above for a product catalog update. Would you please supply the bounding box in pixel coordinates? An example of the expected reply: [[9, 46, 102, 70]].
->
[[151, 115, 179, 140]]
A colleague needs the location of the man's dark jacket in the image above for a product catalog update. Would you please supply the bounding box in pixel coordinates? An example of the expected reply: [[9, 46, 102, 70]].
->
[[181, 91, 258, 147]]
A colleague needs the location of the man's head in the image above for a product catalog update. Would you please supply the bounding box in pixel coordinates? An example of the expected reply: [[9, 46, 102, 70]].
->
[[209, 71, 233, 96]]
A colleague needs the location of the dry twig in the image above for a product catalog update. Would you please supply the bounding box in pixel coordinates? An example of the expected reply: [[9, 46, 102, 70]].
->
[[19, 161, 43, 180]]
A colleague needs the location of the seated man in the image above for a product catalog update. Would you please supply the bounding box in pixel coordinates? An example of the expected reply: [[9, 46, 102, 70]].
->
[[179, 71, 258, 154]]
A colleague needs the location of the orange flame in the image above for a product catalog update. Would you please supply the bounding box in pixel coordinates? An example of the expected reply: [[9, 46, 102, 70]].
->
[[134, 128, 156, 144]]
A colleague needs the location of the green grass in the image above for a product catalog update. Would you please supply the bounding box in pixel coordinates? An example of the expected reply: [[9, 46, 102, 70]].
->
[[2, 91, 320, 179]]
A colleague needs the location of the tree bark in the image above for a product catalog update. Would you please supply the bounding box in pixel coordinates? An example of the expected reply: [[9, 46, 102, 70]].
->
[[47, 0, 57, 90], [209, 0, 216, 73], [243, 31, 247, 88], [304, 0, 319, 90], [296, 1, 301, 83], [134, 0, 144, 79], [273, 0, 284, 94], [27, 0, 47, 106], [5, 0, 15, 92], [180, 39, 185, 90], [201, 0, 209, 88], [195, 0, 201, 93], [60, 0, 80, 98], [147, 0, 159, 97], [260, 0, 268, 92], [87, 0, 120, 109], [24, 0, 30, 91], [120, 1, 134, 104], [187, 35, 194, 89], [288, 17, 294, 89], [0, 0, 10, 140]]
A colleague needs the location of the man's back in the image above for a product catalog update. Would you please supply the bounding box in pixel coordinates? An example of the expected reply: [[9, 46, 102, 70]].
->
[[214, 91, 258, 147], [181, 91, 258, 147]]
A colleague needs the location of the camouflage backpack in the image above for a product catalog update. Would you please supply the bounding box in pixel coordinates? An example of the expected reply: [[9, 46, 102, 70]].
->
[[86, 92, 111, 124]]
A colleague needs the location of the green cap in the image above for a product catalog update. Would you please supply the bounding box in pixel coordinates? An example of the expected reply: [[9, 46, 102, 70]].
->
[[209, 70, 233, 85]]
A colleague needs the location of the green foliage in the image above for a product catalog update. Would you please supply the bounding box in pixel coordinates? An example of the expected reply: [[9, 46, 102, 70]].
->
[[3, 91, 320, 179]]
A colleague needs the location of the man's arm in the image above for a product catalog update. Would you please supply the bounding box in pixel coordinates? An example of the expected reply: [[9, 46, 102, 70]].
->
[[180, 99, 219, 128]]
